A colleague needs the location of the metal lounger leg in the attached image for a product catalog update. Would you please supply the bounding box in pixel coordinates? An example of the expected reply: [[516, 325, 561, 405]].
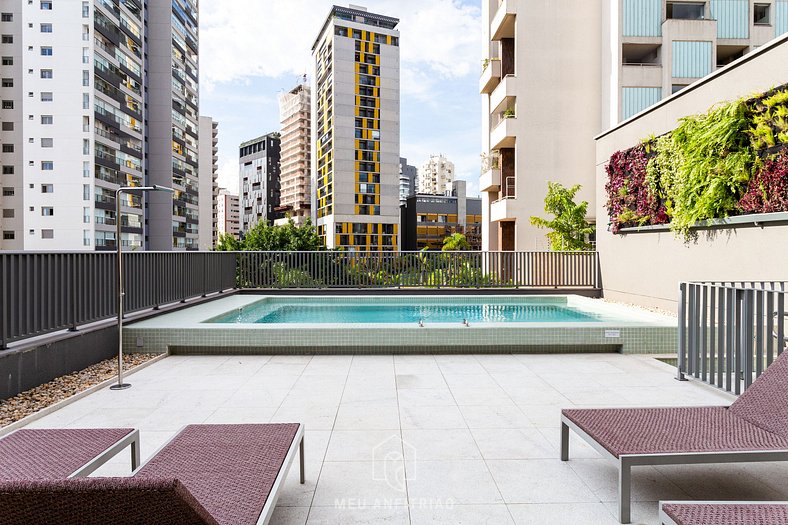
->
[[299, 436, 305, 484], [560, 422, 569, 461], [131, 435, 141, 470], [618, 458, 631, 524]]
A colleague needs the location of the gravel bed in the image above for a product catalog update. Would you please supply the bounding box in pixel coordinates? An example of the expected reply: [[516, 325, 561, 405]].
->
[[598, 298, 678, 318], [0, 354, 158, 428]]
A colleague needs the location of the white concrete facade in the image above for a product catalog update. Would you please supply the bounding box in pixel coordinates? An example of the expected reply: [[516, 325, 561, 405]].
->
[[311, 5, 401, 251], [417, 154, 455, 196], [197, 116, 218, 250]]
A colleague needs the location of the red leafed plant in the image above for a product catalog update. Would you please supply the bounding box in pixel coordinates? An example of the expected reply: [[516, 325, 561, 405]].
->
[[738, 150, 788, 214], [605, 144, 668, 233]]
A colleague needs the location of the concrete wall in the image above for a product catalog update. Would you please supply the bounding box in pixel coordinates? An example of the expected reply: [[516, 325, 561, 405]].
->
[[595, 35, 788, 312]]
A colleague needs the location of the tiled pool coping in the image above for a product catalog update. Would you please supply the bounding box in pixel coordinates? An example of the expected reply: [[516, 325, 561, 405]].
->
[[125, 295, 677, 355]]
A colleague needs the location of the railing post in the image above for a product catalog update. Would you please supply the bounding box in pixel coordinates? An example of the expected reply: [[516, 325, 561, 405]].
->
[[677, 282, 687, 381]]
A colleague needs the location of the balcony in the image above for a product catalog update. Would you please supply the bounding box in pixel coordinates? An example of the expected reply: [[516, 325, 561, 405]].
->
[[479, 58, 501, 94], [490, 195, 517, 222], [491, 0, 516, 40], [480, 166, 501, 192], [490, 113, 517, 150]]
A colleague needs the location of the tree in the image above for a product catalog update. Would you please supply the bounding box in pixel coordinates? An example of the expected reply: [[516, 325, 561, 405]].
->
[[442, 232, 471, 251], [530, 182, 595, 251], [215, 218, 323, 251]]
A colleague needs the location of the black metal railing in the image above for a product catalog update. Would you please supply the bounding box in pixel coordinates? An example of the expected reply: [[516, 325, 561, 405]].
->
[[678, 281, 787, 395], [0, 252, 236, 348], [1, 251, 598, 349], [236, 251, 599, 290]]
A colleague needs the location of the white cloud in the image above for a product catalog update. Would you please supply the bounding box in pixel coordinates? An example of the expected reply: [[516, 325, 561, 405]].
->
[[200, 0, 481, 94]]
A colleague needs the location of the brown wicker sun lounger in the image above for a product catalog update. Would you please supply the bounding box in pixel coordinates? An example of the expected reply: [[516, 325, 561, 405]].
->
[[0, 428, 140, 480], [0, 423, 304, 525], [561, 350, 788, 524], [659, 501, 788, 525]]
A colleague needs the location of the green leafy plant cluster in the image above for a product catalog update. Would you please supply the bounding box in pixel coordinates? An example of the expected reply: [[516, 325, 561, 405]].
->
[[530, 182, 595, 251], [606, 82, 788, 239], [216, 218, 323, 252], [646, 100, 759, 236]]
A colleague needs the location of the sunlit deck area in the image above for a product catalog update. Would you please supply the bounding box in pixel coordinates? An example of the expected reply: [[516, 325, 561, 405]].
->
[[16, 352, 785, 525]]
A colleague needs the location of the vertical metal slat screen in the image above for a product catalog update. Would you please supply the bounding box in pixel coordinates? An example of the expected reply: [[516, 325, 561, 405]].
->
[[678, 281, 788, 395]]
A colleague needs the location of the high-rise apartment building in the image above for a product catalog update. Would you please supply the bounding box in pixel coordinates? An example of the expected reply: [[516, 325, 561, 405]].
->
[[311, 5, 401, 251], [0, 0, 200, 251], [0, 0, 146, 250], [277, 81, 311, 225], [216, 188, 240, 239], [417, 154, 455, 195], [398, 157, 417, 204], [198, 116, 218, 249], [240, 133, 281, 232], [146, 0, 200, 251], [480, 0, 788, 251]]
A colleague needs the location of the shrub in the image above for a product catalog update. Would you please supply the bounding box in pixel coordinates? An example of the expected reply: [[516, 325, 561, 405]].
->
[[738, 151, 788, 214], [605, 144, 666, 233]]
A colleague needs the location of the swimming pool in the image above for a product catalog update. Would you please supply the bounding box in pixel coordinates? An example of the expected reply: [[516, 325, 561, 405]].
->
[[207, 298, 601, 324], [125, 294, 677, 355]]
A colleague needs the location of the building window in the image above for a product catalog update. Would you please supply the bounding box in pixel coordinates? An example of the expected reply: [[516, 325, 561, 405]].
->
[[1, 78, 11, 87], [41, 115, 53, 124], [1, 100, 12, 109], [1, 13, 12, 22], [41, 91, 53, 101], [2, 144, 13, 153], [83, 161, 90, 177], [2, 231, 14, 240], [666, 2, 705, 20], [754, 4, 771, 25], [672, 84, 689, 94], [41, 207, 54, 216], [83, 207, 90, 223], [40, 69, 53, 79], [1, 122, 13, 131], [42, 184, 54, 193], [40, 46, 52, 56], [3, 209, 14, 218], [82, 70, 89, 86], [1, 56, 11, 65], [81, 1, 89, 17], [41, 229, 54, 239], [83, 230, 90, 246], [41, 161, 53, 170], [82, 139, 89, 155], [40, 23, 52, 32], [82, 93, 89, 109], [82, 184, 89, 200], [1, 35, 12, 44], [41, 138, 53, 148], [2, 187, 13, 196], [2, 165, 13, 174], [40, 1, 53, 10]]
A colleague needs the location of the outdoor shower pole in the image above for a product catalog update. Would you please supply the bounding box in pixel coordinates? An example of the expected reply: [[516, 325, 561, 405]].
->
[[111, 185, 175, 391]]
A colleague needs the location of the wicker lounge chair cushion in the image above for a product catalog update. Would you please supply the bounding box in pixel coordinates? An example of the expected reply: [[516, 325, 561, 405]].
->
[[662, 502, 788, 525], [562, 406, 788, 458], [135, 423, 300, 525], [0, 428, 135, 480], [730, 349, 788, 439], [0, 477, 219, 525]]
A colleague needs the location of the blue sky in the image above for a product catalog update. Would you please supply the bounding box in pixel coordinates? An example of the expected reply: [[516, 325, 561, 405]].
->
[[199, 0, 482, 197]]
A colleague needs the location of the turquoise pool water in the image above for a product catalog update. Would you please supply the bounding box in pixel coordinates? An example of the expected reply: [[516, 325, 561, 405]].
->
[[207, 299, 602, 324]]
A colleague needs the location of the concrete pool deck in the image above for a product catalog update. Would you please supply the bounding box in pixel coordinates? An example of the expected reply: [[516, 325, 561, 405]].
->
[[17, 352, 786, 525], [125, 295, 676, 355]]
